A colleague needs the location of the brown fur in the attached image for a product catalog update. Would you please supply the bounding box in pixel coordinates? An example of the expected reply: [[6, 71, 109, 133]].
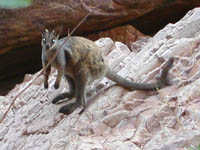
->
[[41, 27, 174, 115]]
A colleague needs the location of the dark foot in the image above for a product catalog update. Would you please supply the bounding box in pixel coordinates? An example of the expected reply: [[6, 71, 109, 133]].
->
[[59, 103, 80, 115], [54, 83, 59, 89], [52, 93, 75, 104], [78, 108, 85, 115], [44, 82, 48, 89]]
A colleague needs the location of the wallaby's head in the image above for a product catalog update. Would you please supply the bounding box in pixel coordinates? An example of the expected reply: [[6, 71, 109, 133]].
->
[[40, 25, 63, 51]]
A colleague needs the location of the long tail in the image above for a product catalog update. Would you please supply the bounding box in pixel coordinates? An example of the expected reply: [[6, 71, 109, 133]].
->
[[106, 58, 174, 90]]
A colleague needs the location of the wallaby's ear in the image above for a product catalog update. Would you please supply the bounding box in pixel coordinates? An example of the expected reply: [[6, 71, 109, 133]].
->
[[67, 28, 70, 37], [54, 25, 63, 36], [38, 24, 48, 36]]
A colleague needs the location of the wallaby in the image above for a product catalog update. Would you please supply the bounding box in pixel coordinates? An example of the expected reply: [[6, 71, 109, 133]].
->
[[41, 26, 174, 115]]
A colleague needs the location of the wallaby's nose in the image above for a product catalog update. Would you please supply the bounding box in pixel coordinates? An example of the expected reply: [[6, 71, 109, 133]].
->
[[46, 45, 50, 49]]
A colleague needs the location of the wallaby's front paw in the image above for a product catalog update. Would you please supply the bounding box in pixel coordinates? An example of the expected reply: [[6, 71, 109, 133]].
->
[[54, 83, 59, 89], [44, 82, 49, 89]]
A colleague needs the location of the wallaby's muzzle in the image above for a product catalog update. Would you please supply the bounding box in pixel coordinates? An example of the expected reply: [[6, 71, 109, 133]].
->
[[46, 45, 50, 50]]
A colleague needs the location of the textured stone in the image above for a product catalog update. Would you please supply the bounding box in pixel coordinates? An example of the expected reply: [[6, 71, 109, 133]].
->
[[1, 8, 200, 150]]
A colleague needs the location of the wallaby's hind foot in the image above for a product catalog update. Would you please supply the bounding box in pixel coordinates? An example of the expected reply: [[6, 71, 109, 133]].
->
[[58, 70, 88, 114], [59, 103, 80, 115], [52, 92, 75, 104]]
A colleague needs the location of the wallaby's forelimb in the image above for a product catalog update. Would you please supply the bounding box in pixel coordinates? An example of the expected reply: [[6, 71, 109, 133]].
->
[[43, 66, 51, 89], [54, 68, 63, 89]]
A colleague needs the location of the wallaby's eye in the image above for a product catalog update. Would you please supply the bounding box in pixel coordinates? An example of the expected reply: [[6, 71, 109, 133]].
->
[[42, 38, 46, 43], [52, 39, 56, 43]]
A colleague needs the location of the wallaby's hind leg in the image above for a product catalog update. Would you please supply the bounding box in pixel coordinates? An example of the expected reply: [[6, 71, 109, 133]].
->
[[59, 71, 88, 115], [52, 75, 76, 104]]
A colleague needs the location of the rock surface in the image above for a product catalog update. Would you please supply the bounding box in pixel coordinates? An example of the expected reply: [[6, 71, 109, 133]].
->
[[87, 25, 146, 49], [1, 8, 200, 150]]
